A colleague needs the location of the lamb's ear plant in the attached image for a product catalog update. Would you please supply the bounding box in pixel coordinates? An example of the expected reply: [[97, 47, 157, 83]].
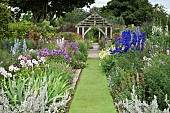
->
[[3, 76, 29, 106], [115, 85, 170, 113], [28, 67, 72, 104]]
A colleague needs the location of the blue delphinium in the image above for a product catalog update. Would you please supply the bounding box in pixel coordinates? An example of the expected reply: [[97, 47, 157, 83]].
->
[[110, 26, 146, 55], [148, 49, 151, 54]]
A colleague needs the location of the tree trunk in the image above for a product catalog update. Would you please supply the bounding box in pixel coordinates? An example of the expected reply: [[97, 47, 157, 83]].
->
[[32, 11, 38, 24]]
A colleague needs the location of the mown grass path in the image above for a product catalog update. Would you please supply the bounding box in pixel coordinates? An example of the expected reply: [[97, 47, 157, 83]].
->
[[69, 58, 117, 113]]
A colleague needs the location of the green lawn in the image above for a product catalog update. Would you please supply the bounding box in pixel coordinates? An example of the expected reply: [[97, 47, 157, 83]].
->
[[69, 58, 117, 113]]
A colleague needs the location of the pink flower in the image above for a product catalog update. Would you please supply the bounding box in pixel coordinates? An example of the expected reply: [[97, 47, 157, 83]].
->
[[0, 67, 12, 77], [18, 55, 23, 60]]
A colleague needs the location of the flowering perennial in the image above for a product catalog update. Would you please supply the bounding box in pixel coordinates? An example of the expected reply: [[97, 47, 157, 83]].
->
[[37, 41, 79, 63], [110, 27, 146, 54], [0, 67, 12, 77]]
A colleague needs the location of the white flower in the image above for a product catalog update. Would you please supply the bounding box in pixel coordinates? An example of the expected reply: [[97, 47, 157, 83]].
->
[[9, 65, 14, 72], [147, 58, 151, 61], [143, 56, 147, 61], [27, 60, 33, 67], [29, 49, 34, 53], [32, 59, 38, 65], [166, 49, 170, 55], [20, 60, 26, 67], [45, 64, 49, 68], [7, 73, 12, 77], [39, 57, 46, 64], [13, 66, 20, 72]]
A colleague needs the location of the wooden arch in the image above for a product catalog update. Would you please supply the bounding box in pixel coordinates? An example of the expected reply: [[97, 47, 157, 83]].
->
[[75, 13, 113, 39]]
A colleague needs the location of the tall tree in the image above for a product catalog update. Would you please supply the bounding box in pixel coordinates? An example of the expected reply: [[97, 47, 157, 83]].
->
[[152, 4, 168, 30], [0, 3, 10, 38], [7, 0, 94, 23], [101, 0, 153, 25]]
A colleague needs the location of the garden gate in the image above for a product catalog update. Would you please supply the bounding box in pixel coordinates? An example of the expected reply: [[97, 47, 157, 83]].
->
[[75, 13, 113, 39]]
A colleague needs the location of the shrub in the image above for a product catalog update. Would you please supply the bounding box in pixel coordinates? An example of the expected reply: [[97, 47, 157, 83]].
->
[[8, 21, 33, 39], [101, 55, 115, 74], [75, 40, 88, 59]]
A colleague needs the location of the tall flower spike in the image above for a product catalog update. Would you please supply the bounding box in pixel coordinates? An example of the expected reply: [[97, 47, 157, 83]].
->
[[23, 39, 27, 54]]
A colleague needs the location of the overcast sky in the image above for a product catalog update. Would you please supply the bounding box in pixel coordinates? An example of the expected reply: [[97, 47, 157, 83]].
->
[[86, 0, 170, 14]]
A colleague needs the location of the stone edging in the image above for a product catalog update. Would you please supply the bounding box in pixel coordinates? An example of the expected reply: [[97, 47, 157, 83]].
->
[[66, 69, 82, 113], [71, 69, 82, 90]]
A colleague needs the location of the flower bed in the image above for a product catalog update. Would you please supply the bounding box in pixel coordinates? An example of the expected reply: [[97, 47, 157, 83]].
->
[[0, 32, 88, 112], [100, 27, 170, 112]]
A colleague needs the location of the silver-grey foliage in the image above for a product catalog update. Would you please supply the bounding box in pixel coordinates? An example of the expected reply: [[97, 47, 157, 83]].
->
[[115, 85, 170, 113], [0, 77, 71, 113]]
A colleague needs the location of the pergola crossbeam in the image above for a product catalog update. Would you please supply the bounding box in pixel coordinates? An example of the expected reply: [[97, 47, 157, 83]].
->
[[75, 13, 115, 39]]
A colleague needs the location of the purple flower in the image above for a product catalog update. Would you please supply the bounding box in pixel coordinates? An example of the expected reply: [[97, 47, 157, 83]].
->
[[69, 58, 72, 62]]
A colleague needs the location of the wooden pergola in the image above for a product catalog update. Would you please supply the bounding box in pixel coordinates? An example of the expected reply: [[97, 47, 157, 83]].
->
[[75, 13, 113, 39]]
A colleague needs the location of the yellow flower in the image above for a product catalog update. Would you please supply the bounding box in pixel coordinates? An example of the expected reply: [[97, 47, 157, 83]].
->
[[99, 49, 110, 59]]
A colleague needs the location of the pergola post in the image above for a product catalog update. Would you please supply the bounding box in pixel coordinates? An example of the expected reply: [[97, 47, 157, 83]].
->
[[110, 27, 112, 39], [105, 27, 107, 37], [98, 31, 101, 40], [82, 27, 85, 39], [77, 27, 79, 34]]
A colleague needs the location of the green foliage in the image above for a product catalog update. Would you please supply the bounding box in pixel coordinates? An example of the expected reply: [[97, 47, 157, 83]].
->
[[149, 35, 170, 53], [141, 22, 153, 38], [32, 67, 72, 104], [75, 40, 88, 58], [61, 8, 89, 25], [2, 61, 72, 107], [144, 54, 170, 110], [8, 20, 33, 39], [35, 20, 56, 36], [152, 4, 168, 29], [3, 77, 29, 106], [101, 0, 153, 25], [71, 51, 86, 69], [101, 55, 115, 74], [58, 32, 82, 42], [0, 3, 10, 38], [101, 51, 147, 102], [8, 0, 94, 23], [70, 40, 88, 69], [0, 48, 15, 70]]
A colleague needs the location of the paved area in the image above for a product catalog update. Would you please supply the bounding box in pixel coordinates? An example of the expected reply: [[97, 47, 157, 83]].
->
[[88, 43, 100, 58]]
